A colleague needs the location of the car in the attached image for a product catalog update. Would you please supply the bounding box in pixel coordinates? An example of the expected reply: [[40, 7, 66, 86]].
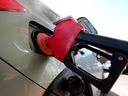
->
[[0, 0, 103, 96], [1, 0, 128, 96], [0, 0, 104, 96]]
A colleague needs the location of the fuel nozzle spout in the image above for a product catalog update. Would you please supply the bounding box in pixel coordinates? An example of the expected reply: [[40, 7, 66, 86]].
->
[[36, 33, 53, 55]]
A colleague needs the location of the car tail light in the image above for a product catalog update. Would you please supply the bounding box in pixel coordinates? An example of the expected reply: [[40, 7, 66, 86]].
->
[[0, 0, 27, 12]]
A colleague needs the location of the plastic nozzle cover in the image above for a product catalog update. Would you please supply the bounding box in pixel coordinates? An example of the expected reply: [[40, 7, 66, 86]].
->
[[47, 17, 83, 61]]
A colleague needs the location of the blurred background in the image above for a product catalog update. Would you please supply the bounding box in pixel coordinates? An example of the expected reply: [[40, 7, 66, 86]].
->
[[41, 0, 128, 41]]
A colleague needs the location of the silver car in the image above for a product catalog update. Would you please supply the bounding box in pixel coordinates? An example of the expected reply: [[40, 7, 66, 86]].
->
[[0, 0, 104, 96]]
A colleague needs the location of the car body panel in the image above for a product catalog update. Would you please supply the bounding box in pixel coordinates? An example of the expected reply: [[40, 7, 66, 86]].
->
[[0, 0, 65, 90], [0, 59, 45, 96], [0, 10, 65, 89], [0, 0, 103, 95]]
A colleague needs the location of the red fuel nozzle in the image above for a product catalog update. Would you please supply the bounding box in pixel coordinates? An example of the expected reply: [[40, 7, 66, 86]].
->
[[36, 33, 53, 55], [36, 16, 83, 61]]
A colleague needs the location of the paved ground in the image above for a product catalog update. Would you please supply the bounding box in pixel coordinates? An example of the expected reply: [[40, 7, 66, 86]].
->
[[106, 74, 128, 96]]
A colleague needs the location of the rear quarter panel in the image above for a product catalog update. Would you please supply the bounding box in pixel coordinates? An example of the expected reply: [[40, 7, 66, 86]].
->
[[0, 0, 65, 94]]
